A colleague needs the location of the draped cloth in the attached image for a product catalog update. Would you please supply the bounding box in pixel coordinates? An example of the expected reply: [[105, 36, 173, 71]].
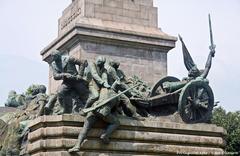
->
[[179, 35, 196, 71]]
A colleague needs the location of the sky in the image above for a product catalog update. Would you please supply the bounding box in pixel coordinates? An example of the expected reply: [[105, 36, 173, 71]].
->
[[0, 0, 239, 111]]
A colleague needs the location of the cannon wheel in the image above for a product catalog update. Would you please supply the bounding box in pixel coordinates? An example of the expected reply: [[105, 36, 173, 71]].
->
[[150, 76, 180, 97], [178, 80, 214, 123]]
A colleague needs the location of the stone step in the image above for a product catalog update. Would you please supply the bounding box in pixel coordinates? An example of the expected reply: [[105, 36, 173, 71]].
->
[[28, 139, 224, 155], [29, 115, 227, 137], [27, 115, 226, 155], [32, 151, 157, 156], [28, 126, 225, 148]]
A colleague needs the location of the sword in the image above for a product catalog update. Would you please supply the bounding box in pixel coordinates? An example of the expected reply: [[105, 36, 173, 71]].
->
[[208, 14, 216, 57]]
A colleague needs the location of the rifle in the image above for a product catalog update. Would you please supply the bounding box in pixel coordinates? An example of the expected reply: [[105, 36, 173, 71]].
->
[[82, 84, 139, 114]]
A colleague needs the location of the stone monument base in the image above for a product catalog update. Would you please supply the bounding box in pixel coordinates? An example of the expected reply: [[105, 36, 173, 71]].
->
[[27, 115, 225, 156]]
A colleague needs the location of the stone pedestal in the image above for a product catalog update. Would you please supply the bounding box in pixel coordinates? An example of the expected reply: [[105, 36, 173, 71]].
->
[[27, 115, 226, 155], [40, 0, 177, 93]]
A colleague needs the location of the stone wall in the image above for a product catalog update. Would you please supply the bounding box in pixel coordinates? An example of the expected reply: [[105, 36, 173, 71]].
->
[[78, 41, 167, 82], [58, 0, 157, 35], [41, 0, 177, 94], [84, 0, 157, 27], [27, 115, 226, 155]]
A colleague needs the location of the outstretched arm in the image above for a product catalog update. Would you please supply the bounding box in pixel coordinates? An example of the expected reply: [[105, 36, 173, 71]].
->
[[201, 49, 215, 79]]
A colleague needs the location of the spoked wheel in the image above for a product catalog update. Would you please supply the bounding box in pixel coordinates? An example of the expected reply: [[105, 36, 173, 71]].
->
[[150, 76, 180, 97], [178, 80, 214, 123]]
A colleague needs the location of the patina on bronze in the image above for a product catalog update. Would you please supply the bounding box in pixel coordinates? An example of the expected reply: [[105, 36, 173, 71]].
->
[[131, 15, 216, 123], [1, 15, 218, 155]]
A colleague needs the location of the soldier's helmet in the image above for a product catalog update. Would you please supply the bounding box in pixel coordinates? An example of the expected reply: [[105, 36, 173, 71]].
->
[[96, 56, 106, 66]]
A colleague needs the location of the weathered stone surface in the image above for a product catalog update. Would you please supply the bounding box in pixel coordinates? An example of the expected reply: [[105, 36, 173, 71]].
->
[[58, 0, 158, 35], [27, 115, 226, 155], [0, 107, 19, 117], [28, 139, 224, 155], [31, 152, 148, 156], [41, 0, 177, 93], [28, 127, 225, 147], [41, 23, 175, 93]]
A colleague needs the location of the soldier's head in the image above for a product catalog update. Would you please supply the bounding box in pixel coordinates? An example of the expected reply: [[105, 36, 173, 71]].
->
[[51, 50, 61, 61], [39, 85, 47, 94], [8, 90, 17, 97], [95, 56, 106, 67], [188, 66, 200, 78], [31, 87, 39, 96], [110, 61, 120, 70], [28, 85, 46, 96]]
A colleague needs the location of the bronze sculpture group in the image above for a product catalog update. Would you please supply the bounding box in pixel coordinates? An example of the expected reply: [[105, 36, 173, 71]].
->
[[1, 15, 216, 154], [48, 51, 143, 152], [51, 28, 216, 152]]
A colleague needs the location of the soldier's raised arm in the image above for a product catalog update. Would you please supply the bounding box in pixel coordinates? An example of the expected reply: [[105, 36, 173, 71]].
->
[[201, 50, 214, 79], [201, 15, 216, 79], [201, 14, 216, 78]]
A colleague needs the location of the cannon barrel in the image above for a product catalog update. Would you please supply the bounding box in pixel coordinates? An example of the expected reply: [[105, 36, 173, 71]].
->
[[163, 81, 187, 93]]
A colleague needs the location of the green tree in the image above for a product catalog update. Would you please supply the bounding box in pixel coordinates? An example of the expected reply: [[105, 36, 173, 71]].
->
[[212, 107, 240, 152], [25, 84, 39, 96]]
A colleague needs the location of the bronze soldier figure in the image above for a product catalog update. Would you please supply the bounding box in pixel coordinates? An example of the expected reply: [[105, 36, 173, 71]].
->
[[50, 50, 88, 114], [68, 80, 122, 153], [4, 91, 25, 108], [106, 60, 139, 118], [83, 56, 111, 109]]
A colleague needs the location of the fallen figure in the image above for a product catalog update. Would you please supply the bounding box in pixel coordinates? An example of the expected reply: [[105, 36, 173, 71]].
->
[[68, 80, 138, 153]]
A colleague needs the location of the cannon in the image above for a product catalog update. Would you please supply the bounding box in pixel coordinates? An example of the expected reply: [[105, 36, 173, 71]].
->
[[83, 15, 216, 124], [131, 76, 214, 123], [129, 15, 216, 123]]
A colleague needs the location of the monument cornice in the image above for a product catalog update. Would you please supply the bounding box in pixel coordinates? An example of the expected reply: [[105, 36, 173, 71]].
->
[[41, 22, 177, 61]]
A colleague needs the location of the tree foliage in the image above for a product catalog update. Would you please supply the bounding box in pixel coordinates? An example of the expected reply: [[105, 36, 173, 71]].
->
[[211, 107, 240, 152], [25, 84, 39, 96]]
